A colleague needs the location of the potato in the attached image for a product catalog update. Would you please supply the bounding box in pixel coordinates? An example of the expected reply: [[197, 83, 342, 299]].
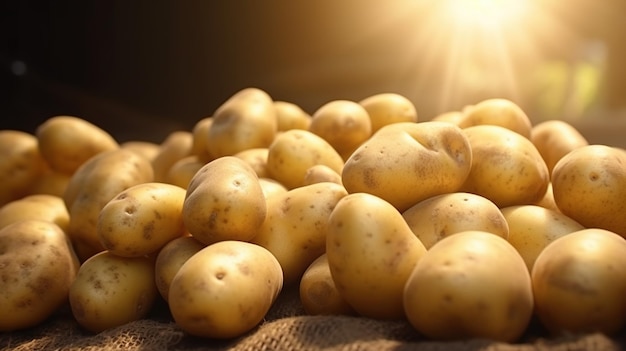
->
[[168, 240, 283, 339], [251, 182, 348, 286], [152, 131, 193, 182], [97, 182, 187, 257], [342, 121, 472, 212], [0, 194, 70, 232], [0, 220, 80, 331], [266, 129, 344, 189], [165, 155, 204, 189], [403, 231, 533, 342], [0, 130, 46, 206], [63, 149, 154, 261], [358, 92, 418, 133], [309, 100, 372, 160], [154, 235, 205, 301], [299, 254, 354, 316], [457, 98, 532, 138], [531, 120, 588, 175], [531, 228, 626, 335], [326, 192, 427, 319], [303, 164, 343, 186], [206, 87, 278, 159], [533, 182, 560, 212], [68, 251, 158, 333], [258, 178, 288, 199], [500, 205, 584, 272], [430, 110, 463, 125], [183, 156, 266, 245], [460, 125, 549, 208], [36, 116, 119, 175], [27, 164, 71, 197], [121, 140, 161, 162], [402, 192, 509, 249], [551, 145, 626, 237], [274, 100, 312, 131], [234, 147, 270, 178], [190, 116, 213, 163]]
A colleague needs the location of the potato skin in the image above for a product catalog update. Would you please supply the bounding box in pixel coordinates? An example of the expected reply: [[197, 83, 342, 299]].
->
[[0, 194, 70, 232], [531, 228, 626, 335], [403, 231, 534, 342], [359, 93, 418, 133], [168, 240, 283, 339], [274, 100, 311, 131], [154, 235, 205, 301], [97, 182, 187, 257], [0, 220, 80, 331], [457, 98, 532, 138], [36, 116, 119, 175], [551, 145, 626, 237], [151, 131, 193, 183], [0, 130, 46, 206], [183, 156, 266, 245], [69, 251, 158, 333], [531, 120, 588, 175], [299, 254, 354, 316]]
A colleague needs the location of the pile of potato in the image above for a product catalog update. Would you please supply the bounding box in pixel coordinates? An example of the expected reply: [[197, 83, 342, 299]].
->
[[1, 87, 626, 343]]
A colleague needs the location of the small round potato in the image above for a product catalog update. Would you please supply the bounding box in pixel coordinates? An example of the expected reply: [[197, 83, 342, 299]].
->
[[0, 130, 46, 206], [457, 98, 532, 138], [182, 156, 266, 245], [501, 205, 584, 271], [69, 251, 158, 333], [460, 125, 550, 208], [154, 235, 205, 301], [274, 100, 312, 131], [402, 192, 509, 249], [532, 228, 626, 335], [302, 164, 343, 186], [0, 194, 70, 232], [36, 115, 119, 175], [165, 155, 204, 189], [342, 121, 472, 212], [403, 231, 534, 342], [151, 131, 193, 182], [168, 240, 283, 339], [309, 100, 372, 160], [551, 145, 626, 237], [299, 254, 354, 316], [0, 220, 80, 331], [326, 192, 427, 319], [358, 92, 418, 133], [97, 182, 187, 257], [531, 120, 588, 175], [266, 129, 344, 189], [234, 147, 270, 178], [190, 116, 214, 163]]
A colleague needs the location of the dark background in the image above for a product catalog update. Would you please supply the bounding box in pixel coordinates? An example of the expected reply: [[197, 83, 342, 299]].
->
[[2, 1, 625, 143]]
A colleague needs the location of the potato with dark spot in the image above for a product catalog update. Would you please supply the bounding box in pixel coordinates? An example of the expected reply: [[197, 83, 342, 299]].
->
[[0, 220, 79, 331], [299, 254, 354, 316], [403, 231, 533, 342], [0, 130, 46, 206], [0, 194, 70, 232], [154, 235, 205, 301], [68, 251, 158, 333], [168, 240, 283, 339], [183, 156, 266, 245], [326, 192, 427, 319], [97, 182, 187, 257]]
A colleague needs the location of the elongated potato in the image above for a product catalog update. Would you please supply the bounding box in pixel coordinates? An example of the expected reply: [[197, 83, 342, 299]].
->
[[0, 194, 69, 232], [457, 98, 532, 138]]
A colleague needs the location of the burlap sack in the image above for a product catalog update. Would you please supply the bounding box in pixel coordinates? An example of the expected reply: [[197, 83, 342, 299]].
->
[[1, 287, 624, 351]]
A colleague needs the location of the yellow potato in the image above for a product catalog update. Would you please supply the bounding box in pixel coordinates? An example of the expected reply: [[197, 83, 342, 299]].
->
[[457, 98, 532, 138], [121, 140, 161, 162], [152, 131, 193, 182], [190, 116, 213, 163], [258, 178, 288, 199], [402, 192, 509, 249], [266, 129, 344, 189], [533, 182, 560, 213], [69, 251, 158, 333], [404, 231, 533, 342], [460, 125, 549, 208], [251, 182, 348, 286], [0, 194, 69, 232], [168, 240, 283, 339], [309, 100, 372, 160], [531, 120, 588, 175], [274, 100, 312, 131], [0, 220, 79, 331], [36, 116, 119, 175], [342, 121, 472, 212], [154, 235, 205, 301], [551, 145, 626, 237], [326, 192, 427, 319], [182, 156, 266, 245], [63, 149, 154, 261], [0, 130, 46, 206], [500, 205, 584, 272], [358, 92, 418, 133], [206, 87, 278, 159], [97, 182, 187, 257], [27, 163, 71, 197], [234, 147, 270, 178], [430, 110, 463, 125], [165, 155, 204, 189], [299, 254, 354, 316], [532, 228, 626, 335], [302, 164, 343, 186]]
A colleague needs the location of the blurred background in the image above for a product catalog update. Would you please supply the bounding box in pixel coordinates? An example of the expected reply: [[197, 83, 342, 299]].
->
[[2, 0, 625, 145]]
